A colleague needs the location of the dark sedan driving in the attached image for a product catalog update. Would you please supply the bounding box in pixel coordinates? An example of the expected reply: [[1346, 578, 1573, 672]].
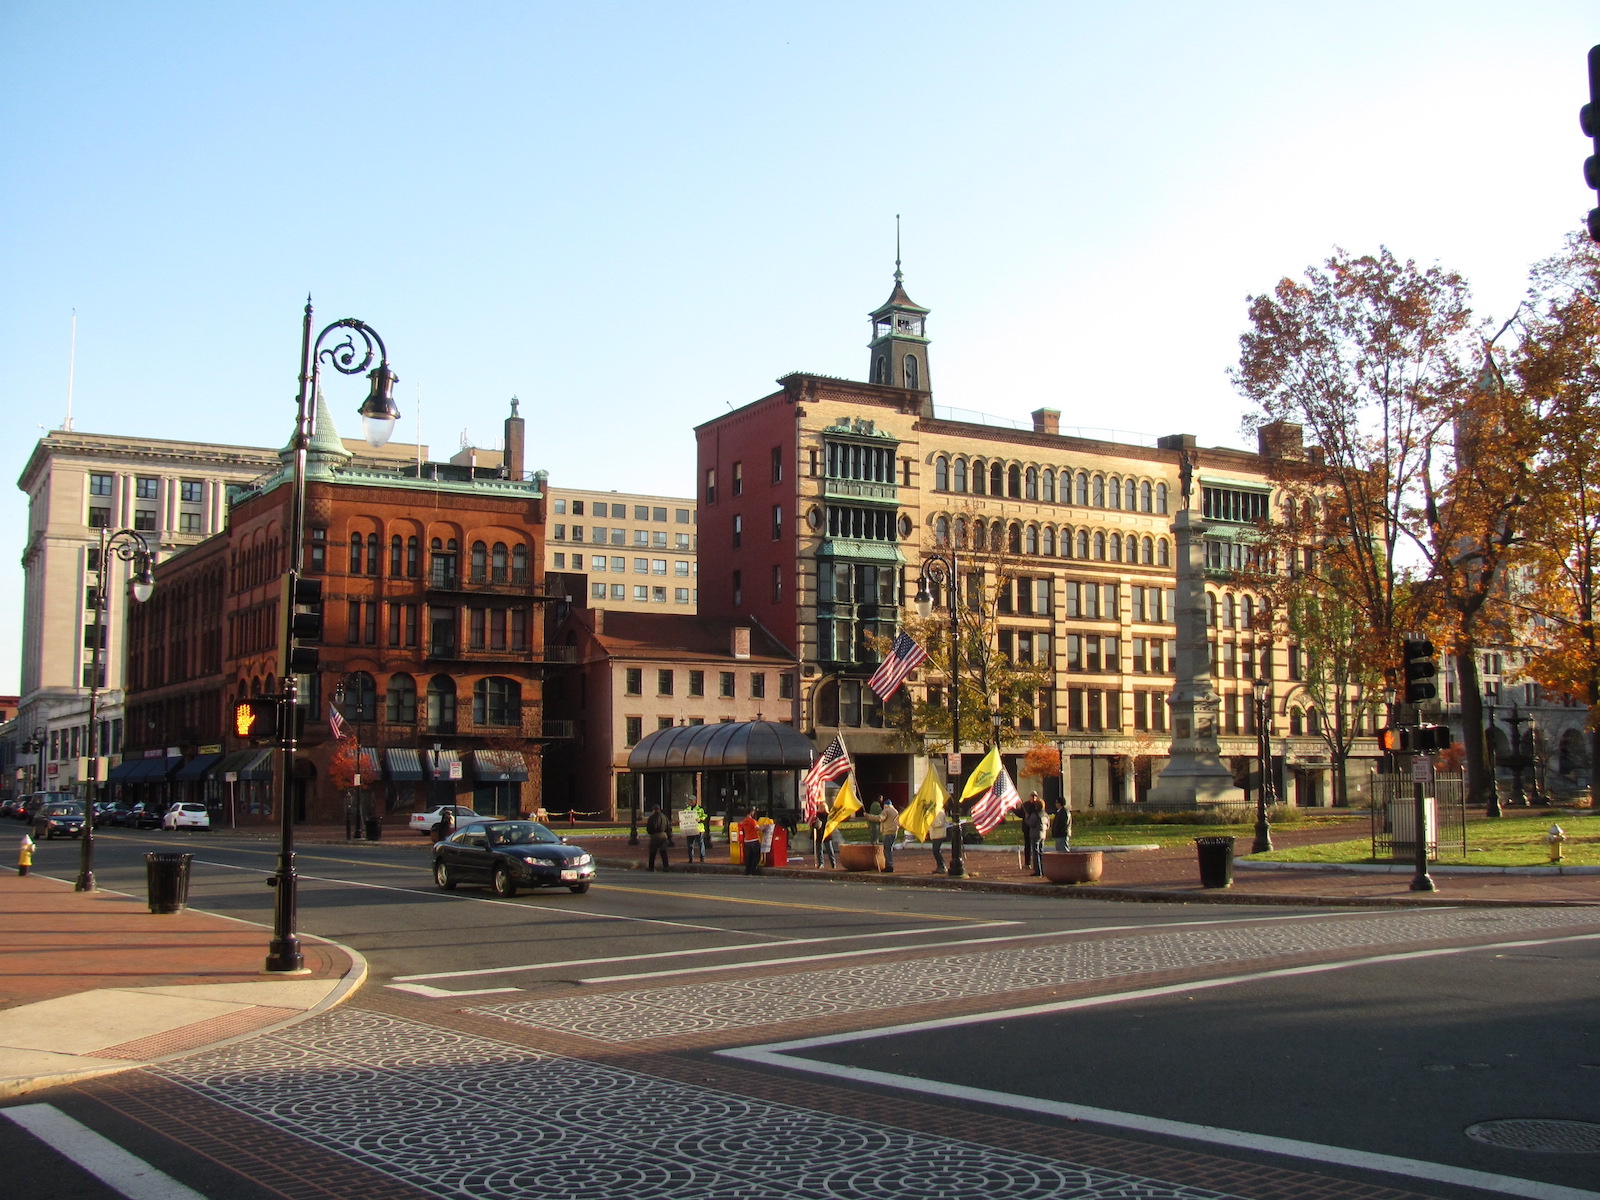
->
[[432, 820, 596, 896]]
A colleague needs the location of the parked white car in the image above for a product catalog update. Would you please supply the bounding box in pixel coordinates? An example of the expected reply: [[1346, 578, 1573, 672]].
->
[[163, 802, 211, 831], [409, 805, 479, 835]]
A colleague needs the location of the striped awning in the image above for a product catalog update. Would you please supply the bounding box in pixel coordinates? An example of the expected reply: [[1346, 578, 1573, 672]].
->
[[384, 748, 424, 782], [210, 749, 275, 781], [357, 747, 381, 780], [175, 753, 222, 781], [423, 748, 461, 780], [468, 749, 528, 782]]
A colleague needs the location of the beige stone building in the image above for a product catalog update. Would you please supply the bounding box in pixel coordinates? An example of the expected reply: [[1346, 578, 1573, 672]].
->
[[14, 427, 424, 796], [544, 486, 697, 613]]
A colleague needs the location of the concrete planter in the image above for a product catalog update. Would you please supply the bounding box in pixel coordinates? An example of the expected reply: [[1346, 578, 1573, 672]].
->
[[1041, 850, 1103, 885], [838, 842, 886, 872]]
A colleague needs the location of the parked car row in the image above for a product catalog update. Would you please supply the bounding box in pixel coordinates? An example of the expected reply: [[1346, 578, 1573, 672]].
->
[[1, 793, 211, 832]]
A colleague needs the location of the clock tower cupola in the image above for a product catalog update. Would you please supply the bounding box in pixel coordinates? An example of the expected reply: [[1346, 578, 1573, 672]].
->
[[867, 233, 930, 393]]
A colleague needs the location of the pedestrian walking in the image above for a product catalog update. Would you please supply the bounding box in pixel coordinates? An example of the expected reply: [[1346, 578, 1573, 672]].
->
[[1049, 799, 1072, 852], [928, 805, 949, 874], [739, 809, 762, 875], [1021, 793, 1045, 876], [867, 797, 900, 872], [646, 804, 671, 871], [681, 801, 708, 863], [17, 833, 34, 876]]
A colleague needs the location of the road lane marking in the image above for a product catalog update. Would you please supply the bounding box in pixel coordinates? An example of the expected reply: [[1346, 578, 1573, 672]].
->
[[3, 1104, 207, 1200], [393, 922, 1017, 982], [591, 883, 990, 921], [388, 983, 523, 999], [723, 931, 1600, 1200]]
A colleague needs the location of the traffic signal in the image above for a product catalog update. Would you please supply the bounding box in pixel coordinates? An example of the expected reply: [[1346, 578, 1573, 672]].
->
[[276, 572, 324, 677], [1584, 44, 1600, 243], [232, 696, 279, 743], [1380, 726, 1411, 754], [1402, 636, 1438, 704], [1379, 724, 1453, 755]]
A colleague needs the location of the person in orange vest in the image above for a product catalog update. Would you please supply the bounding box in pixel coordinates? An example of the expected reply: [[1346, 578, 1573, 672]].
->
[[739, 809, 762, 875], [17, 833, 35, 876]]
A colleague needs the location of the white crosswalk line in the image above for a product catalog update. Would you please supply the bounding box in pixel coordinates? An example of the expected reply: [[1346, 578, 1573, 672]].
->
[[2, 1104, 208, 1200]]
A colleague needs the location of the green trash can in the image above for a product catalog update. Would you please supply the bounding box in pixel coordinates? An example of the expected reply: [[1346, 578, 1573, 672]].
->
[[1194, 836, 1236, 889], [146, 851, 193, 913]]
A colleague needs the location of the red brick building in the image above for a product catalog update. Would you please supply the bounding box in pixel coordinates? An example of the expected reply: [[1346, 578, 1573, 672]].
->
[[125, 400, 561, 826]]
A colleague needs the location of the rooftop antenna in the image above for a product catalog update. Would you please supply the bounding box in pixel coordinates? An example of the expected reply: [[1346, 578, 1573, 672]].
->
[[894, 214, 902, 285], [415, 381, 423, 474], [63, 309, 77, 431]]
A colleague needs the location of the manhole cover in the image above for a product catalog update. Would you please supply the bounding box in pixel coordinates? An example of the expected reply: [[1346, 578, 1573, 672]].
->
[[1465, 1120, 1600, 1154]]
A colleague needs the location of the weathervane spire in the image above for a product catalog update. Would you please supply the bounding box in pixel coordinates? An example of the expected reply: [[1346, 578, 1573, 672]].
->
[[894, 214, 903, 285]]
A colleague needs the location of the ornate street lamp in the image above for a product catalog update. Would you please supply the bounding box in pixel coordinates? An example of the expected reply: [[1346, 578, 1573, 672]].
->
[[267, 301, 399, 975], [78, 527, 154, 891], [1483, 693, 1501, 819], [914, 547, 966, 878], [1250, 676, 1275, 853], [1506, 703, 1528, 809]]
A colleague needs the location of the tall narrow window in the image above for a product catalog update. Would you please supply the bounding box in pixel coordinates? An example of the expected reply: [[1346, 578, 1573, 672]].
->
[[904, 355, 919, 389]]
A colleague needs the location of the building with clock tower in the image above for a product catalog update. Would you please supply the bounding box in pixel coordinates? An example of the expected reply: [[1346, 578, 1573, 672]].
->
[[867, 264, 931, 392]]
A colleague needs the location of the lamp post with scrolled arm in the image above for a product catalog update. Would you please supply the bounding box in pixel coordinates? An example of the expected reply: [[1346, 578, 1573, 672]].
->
[[266, 301, 400, 975], [79, 527, 155, 892], [914, 547, 967, 879]]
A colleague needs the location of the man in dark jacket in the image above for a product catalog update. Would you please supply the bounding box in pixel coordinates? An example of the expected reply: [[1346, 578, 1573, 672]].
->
[[646, 804, 670, 871]]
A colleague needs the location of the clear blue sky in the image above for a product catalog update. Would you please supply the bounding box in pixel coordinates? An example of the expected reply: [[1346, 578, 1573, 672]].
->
[[2, 1, 1594, 693]]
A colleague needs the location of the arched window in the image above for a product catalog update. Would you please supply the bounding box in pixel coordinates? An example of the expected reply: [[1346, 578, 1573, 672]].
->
[[1076, 472, 1090, 506], [1225, 593, 1237, 629], [1243, 595, 1256, 630], [386, 673, 417, 723], [990, 463, 1004, 495], [1308, 708, 1322, 735], [512, 544, 528, 582], [349, 533, 363, 573], [953, 458, 968, 492], [1110, 533, 1122, 561], [1141, 536, 1154, 565], [366, 533, 380, 575], [492, 542, 508, 582], [1041, 527, 1055, 556], [973, 520, 986, 550], [1042, 469, 1056, 503], [955, 517, 969, 549], [1076, 530, 1090, 558], [1094, 532, 1106, 560], [1023, 525, 1038, 555], [1024, 466, 1038, 500], [1109, 477, 1122, 509], [904, 355, 919, 389], [1290, 708, 1304, 736], [1007, 464, 1022, 498], [1207, 594, 1219, 627], [471, 541, 488, 583], [935, 515, 951, 545], [1093, 476, 1106, 507], [1157, 538, 1170, 566], [1126, 479, 1138, 510], [407, 535, 420, 577], [426, 675, 456, 733], [1141, 481, 1153, 512], [1126, 536, 1138, 564], [474, 676, 522, 727], [337, 671, 377, 722], [390, 534, 403, 576], [991, 520, 1005, 550], [971, 460, 986, 495], [1156, 483, 1169, 514], [1008, 523, 1022, 553], [874, 355, 887, 384], [934, 456, 950, 491]]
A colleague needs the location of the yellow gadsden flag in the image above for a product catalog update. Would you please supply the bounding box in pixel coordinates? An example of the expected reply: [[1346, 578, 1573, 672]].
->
[[822, 774, 863, 840], [960, 745, 1002, 802], [899, 769, 947, 842]]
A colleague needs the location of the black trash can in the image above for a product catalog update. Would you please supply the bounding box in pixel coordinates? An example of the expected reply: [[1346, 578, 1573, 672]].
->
[[1194, 836, 1236, 889], [364, 816, 382, 841], [146, 851, 193, 913]]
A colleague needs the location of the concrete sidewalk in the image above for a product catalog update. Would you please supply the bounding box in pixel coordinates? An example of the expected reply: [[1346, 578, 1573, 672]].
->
[[0, 871, 363, 1099]]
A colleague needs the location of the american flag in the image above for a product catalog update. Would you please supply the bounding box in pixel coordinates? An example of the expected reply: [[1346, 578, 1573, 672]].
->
[[867, 631, 929, 701], [968, 765, 1019, 835], [802, 736, 851, 820], [328, 703, 347, 740]]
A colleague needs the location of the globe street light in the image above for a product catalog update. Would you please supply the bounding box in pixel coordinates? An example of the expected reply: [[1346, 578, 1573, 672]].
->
[[267, 301, 399, 975], [914, 547, 966, 878], [1483, 692, 1501, 819], [1250, 676, 1274, 854], [78, 527, 154, 891]]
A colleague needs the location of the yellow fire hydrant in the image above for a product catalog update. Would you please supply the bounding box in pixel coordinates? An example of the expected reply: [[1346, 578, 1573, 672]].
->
[[17, 834, 34, 876], [1546, 824, 1568, 863]]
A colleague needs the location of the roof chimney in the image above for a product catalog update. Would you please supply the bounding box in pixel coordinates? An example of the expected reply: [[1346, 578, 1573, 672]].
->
[[592, 608, 604, 634], [504, 396, 525, 480], [1257, 420, 1304, 460], [1031, 408, 1060, 435], [731, 626, 751, 659]]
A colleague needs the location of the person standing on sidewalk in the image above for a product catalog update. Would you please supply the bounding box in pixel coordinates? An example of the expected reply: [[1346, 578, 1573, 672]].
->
[[435, 807, 455, 843], [928, 804, 949, 874], [867, 797, 901, 872], [1021, 793, 1045, 876], [810, 808, 838, 868], [739, 809, 762, 875], [646, 804, 671, 871], [1049, 799, 1072, 852], [682, 801, 707, 863]]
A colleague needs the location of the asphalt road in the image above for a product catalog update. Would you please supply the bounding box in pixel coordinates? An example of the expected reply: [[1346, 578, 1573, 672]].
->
[[7, 828, 1600, 1200]]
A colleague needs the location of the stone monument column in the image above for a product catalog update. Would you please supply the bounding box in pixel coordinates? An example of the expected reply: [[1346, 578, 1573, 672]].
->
[[1147, 504, 1244, 807]]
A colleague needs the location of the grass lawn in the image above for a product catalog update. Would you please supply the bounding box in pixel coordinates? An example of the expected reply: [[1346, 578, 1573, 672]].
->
[[1249, 811, 1600, 868], [835, 810, 1358, 849]]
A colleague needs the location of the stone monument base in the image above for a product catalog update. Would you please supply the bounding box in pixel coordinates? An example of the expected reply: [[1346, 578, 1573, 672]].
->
[[1145, 757, 1245, 809]]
